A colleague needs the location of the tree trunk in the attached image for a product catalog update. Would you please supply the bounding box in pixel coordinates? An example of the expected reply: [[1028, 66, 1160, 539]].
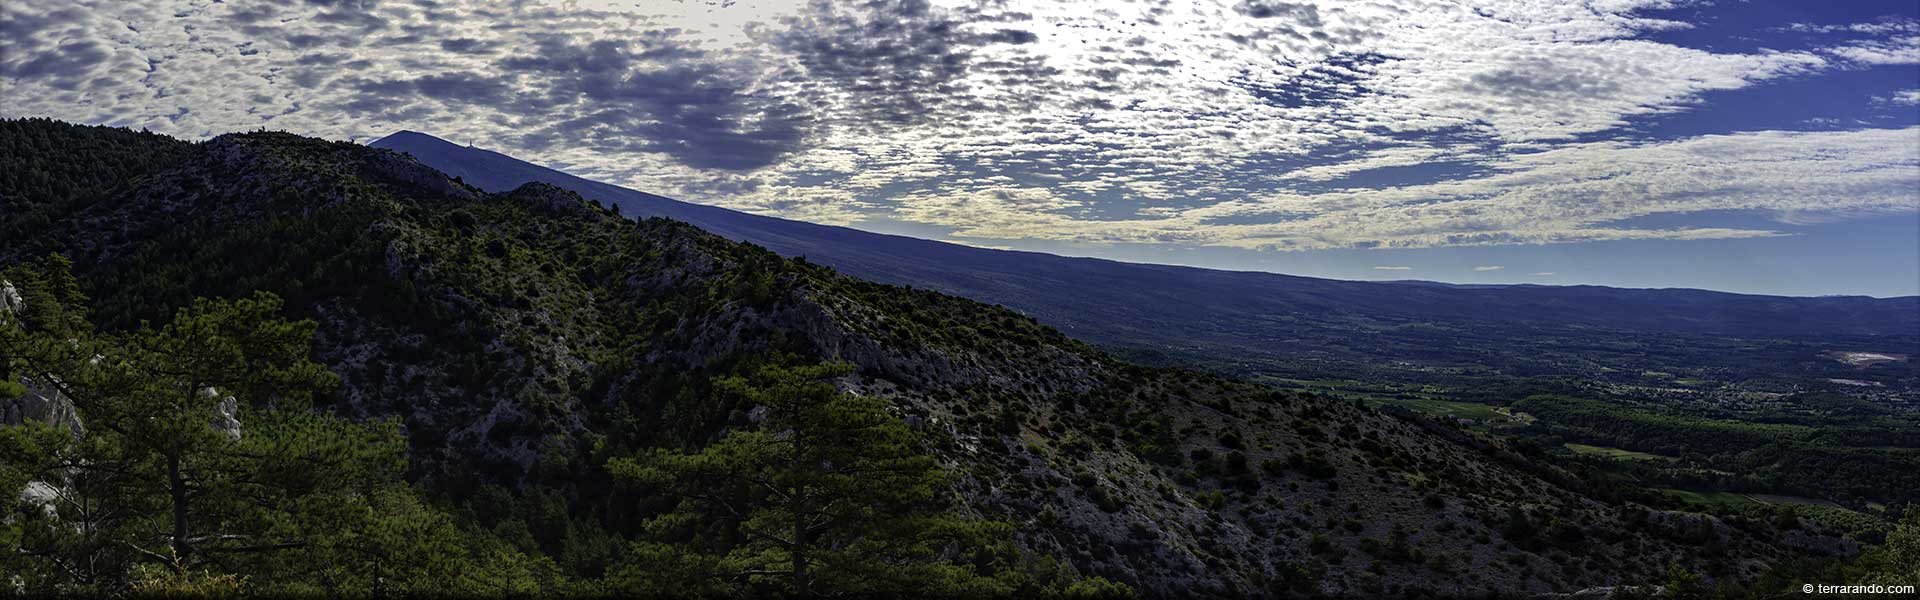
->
[[792, 517, 808, 597], [792, 429, 810, 597], [168, 449, 190, 571]]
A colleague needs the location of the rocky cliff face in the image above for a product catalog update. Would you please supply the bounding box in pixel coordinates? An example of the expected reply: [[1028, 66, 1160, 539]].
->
[[0, 280, 84, 439], [1, 278, 84, 526], [0, 382, 83, 440], [2, 279, 240, 533], [0, 128, 1847, 597]]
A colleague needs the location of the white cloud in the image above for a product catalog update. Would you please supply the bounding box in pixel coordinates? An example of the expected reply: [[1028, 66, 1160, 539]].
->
[[1786, 17, 1920, 67], [1783, 19, 1920, 36], [1531, 272, 1555, 276], [1881, 89, 1920, 106], [905, 126, 1918, 251], [1825, 36, 1920, 65], [1281, 145, 1460, 182], [0, 1, 1913, 255], [1474, 265, 1504, 271], [1373, 265, 1414, 271]]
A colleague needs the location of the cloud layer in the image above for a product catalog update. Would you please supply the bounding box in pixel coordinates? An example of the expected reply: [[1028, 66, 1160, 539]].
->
[[2, 0, 1915, 249]]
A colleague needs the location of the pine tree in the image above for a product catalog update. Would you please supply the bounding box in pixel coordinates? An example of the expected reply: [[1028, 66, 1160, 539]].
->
[[607, 363, 1015, 597], [0, 260, 504, 595], [1864, 510, 1920, 585]]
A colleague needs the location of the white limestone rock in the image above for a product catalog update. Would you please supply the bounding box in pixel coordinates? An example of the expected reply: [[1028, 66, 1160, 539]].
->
[[1, 379, 85, 440], [19, 481, 60, 519], [0, 280, 20, 314], [203, 387, 242, 442]]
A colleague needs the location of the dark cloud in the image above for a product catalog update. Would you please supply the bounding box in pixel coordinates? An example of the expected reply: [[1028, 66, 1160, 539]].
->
[[0, 6, 106, 90], [761, 0, 984, 128], [283, 33, 345, 50], [335, 32, 814, 171], [379, 33, 428, 46], [1464, 57, 1626, 102], [357, 72, 491, 103], [5, 40, 108, 85], [983, 29, 1039, 45], [499, 36, 636, 74], [519, 41, 809, 170], [1234, 1, 1322, 26], [224, 4, 284, 25], [287, 65, 336, 90], [0, 5, 86, 41], [438, 38, 498, 54], [977, 11, 1034, 23], [1241, 52, 1389, 108], [343, 72, 511, 115], [582, 93, 811, 171], [309, 1, 391, 31], [2, 0, 1045, 174], [410, 72, 512, 103], [294, 52, 354, 66]]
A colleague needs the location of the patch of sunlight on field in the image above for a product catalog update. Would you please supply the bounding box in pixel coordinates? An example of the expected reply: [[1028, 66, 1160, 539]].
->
[[1661, 489, 1860, 513], [1745, 493, 1848, 509], [1658, 489, 1760, 507], [1364, 397, 1511, 421], [1563, 443, 1673, 461]]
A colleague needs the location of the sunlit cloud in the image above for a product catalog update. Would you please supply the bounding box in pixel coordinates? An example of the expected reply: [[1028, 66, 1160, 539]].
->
[[1882, 89, 1920, 105], [2, 0, 1914, 254]]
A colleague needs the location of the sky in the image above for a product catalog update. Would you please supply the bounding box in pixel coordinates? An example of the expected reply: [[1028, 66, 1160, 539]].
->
[[3, 0, 1917, 297]]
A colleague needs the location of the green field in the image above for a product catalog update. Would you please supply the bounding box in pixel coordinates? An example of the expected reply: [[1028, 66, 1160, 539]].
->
[[1564, 443, 1672, 461], [1658, 488, 1760, 507], [1362, 396, 1513, 421], [1658, 489, 1857, 512], [1263, 378, 1524, 425], [1266, 377, 1368, 388], [1264, 376, 1516, 422], [1746, 493, 1848, 510], [1656, 488, 1888, 537]]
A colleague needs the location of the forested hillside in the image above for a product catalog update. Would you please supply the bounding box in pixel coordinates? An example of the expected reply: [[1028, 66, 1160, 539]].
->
[[1, 120, 1903, 597], [374, 130, 1920, 396]]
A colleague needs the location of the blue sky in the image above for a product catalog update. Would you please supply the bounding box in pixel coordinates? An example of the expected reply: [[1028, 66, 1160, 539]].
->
[[3, 0, 1916, 296]]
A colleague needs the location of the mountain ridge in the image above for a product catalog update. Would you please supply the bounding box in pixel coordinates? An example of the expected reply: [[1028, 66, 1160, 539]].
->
[[369, 129, 1919, 393], [2, 119, 1857, 596], [367, 131, 1917, 301]]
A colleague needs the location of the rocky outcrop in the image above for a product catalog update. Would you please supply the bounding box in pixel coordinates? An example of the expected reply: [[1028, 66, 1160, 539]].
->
[[1, 279, 80, 528], [506, 182, 605, 220], [205, 387, 242, 442], [1, 280, 19, 313], [0, 279, 84, 439], [359, 143, 482, 203], [1, 379, 84, 440], [1532, 588, 1650, 600]]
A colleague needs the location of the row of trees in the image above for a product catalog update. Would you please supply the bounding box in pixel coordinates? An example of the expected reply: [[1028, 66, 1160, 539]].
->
[[2, 255, 1125, 597], [1515, 394, 1920, 506]]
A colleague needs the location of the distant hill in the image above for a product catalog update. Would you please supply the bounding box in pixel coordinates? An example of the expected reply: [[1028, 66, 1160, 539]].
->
[[1, 119, 1852, 596], [372, 130, 1920, 386]]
